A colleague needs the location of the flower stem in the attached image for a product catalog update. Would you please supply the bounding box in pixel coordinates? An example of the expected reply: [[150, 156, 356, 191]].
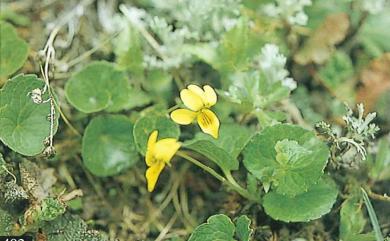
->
[[176, 151, 226, 183], [176, 151, 257, 202], [223, 170, 258, 202]]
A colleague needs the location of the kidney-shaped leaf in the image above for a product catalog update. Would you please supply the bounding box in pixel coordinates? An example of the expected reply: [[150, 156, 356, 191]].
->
[[243, 124, 329, 197], [82, 115, 138, 176], [0, 74, 58, 156], [65, 61, 130, 113], [263, 177, 338, 222], [0, 21, 28, 78]]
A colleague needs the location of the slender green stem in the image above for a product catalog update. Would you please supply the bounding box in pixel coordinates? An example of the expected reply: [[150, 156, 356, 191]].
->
[[176, 151, 226, 183], [223, 170, 257, 202], [167, 104, 179, 113], [361, 188, 384, 241], [176, 151, 257, 202]]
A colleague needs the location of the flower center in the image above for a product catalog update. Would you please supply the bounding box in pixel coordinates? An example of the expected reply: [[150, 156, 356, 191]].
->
[[199, 109, 212, 127], [149, 156, 161, 166]]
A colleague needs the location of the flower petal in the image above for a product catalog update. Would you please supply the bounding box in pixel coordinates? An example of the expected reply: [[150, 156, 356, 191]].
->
[[171, 109, 197, 125], [180, 89, 204, 111], [154, 138, 181, 164], [145, 161, 165, 192], [203, 85, 217, 107], [188, 84, 207, 101], [145, 130, 158, 166], [197, 109, 220, 139]]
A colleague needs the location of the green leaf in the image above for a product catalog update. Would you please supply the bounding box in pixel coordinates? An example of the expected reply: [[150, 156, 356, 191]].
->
[[340, 195, 374, 241], [82, 115, 138, 176], [376, 91, 390, 123], [215, 19, 261, 83], [42, 213, 106, 241], [193, 124, 253, 159], [263, 177, 338, 222], [184, 124, 252, 172], [65, 61, 131, 113], [24, 197, 67, 227], [144, 69, 173, 103], [0, 208, 13, 235], [122, 88, 152, 110], [114, 24, 144, 77], [188, 214, 235, 241], [0, 74, 58, 156], [235, 215, 252, 241], [184, 140, 237, 172], [183, 43, 217, 66], [360, 8, 390, 57], [188, 214, 253, 241], [133, 111, 180, 155], [222, 71, 291, 112], [0, 10, 31, 27], [291, 87, 323, 125], [38, 197, 66, 222], [0, 21, 28, 78], [318, 51, 354, 101], [368, 137, 390, 181], [243, 124, 330, 197]]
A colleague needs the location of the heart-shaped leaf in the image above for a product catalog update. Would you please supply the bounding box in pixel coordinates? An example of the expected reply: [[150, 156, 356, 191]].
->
[[133, 111, 180, 155], [243, 124, 329, 197], [0, 21, 28, 78], [65, 61, 131, 113], [0, 74, 58, 156], [263, 177, 338, 222], [82, 115, 138, 176]]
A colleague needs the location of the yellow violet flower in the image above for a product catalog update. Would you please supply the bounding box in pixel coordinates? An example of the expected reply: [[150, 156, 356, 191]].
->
[[145, 130, 181, 192], [170, 85, 220, 138]]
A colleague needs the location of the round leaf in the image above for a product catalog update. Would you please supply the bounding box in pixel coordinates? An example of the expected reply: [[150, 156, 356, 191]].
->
[[243, 124, 329, 197], [0, 74, 58, 156], [133, 111, 180, 155], [65, 61, 130, 113], [82, 115, 138, 176], [0, 22, 28, 77], [263, 177, 338, 222]]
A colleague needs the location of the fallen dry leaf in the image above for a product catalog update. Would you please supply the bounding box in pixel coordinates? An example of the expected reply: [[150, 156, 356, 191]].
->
[[295, 13, 350, 65], [357, 53, 390, 111], [19, 159, 57, 202]]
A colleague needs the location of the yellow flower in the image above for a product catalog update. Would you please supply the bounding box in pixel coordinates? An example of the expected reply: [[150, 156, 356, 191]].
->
[[170, 85, 220, 138], [145, 130, 181, 192]]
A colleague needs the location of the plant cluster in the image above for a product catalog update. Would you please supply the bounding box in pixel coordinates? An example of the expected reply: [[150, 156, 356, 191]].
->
[[0, 0, 390, 240]]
